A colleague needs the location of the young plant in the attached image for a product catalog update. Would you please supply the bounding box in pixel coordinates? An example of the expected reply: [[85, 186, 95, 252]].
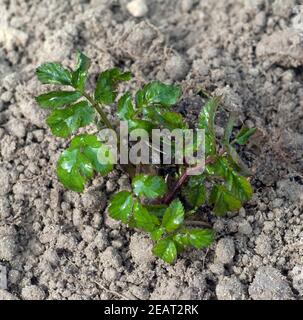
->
[[35, 51, 256, 264]]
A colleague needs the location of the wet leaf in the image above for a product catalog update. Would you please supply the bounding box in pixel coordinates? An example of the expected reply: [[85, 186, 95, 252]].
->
[[209, 185, 242, 216], [72, 51, 91, 91], [132, 174, 167, 199], [133, 201, 160, 232], [95, 68, 131, 104], [152, 238, 177, 264], [35, 91, 81, 109], [162, 199, 184, 233], [136, 81, 181, 108], [57, 134, 113, 192], [46, 101, 94, 137], [36, 62, 72, 85], [117, 92, 135, 120], [108, 191, 133, 224]]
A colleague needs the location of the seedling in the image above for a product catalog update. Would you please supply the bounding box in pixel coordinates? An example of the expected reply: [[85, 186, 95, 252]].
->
[[35, 51, 256, 264]]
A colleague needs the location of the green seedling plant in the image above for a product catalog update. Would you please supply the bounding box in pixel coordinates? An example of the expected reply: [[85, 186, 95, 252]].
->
[[35, 51, 256, 264]]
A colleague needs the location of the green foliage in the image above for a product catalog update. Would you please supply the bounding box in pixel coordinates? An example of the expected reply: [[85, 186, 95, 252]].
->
[[35, 91, 81, 109], [35, 51, 256, 264], [132, 174, 167, 199], [36, 62, 72, 85], [136, 81, 181, 108], [46, 101, 94, 137], [234, 126, 257, 145], [57, 134, 113, 192], [95, 68, 131, 105], [72, 51, 91, 91]]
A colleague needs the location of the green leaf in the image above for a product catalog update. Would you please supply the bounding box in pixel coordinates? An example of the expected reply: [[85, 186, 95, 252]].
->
[[132, 174, 167, 199], [136, 81, 181, 108], [94, 68, 131, 104], [209, 185, 242, 216], [70, 134, 114, 175], [46, 101, 94, 137], [198, 97, 221, 155], [117, 92, 135, 120], [223, 112, 236, 144], [128, 119, 155, 132], [144, 204, 168, 218], [57, 148, 94, 193], [173, 228, 215, 250], [72, 51, 91, 90], [224, 144, 252, 177], [35, 91, 81, 109], [186, 229, 215, 249], [226, 172, 253, 203], [36, 62, 72, 85], [57, 134, 113, 192], [162, 199, 184, 233], [234, 127, 257, 145], [150, 227, 165, 241], [143, 107, 186, 130], [152, 238, 177, 264], [182, 175, 206, 207], [108, 191, 133, 224], [206, 157, 252, 202], [133, 201, 160, 232]]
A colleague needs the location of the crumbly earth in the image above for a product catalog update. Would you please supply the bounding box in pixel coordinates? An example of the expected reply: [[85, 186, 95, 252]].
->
[[0, 0, 303, 300]]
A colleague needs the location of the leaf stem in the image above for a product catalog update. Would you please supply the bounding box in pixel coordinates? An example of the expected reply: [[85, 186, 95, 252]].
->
[[162, 155, 220, 205], [81, 91, 115, 131]]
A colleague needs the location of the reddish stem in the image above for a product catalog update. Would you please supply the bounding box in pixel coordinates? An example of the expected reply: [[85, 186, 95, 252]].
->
[[162, 155, 218, 205]]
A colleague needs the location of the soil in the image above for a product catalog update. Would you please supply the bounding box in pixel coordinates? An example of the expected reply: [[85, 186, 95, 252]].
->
[[0, 0, 303, 300]]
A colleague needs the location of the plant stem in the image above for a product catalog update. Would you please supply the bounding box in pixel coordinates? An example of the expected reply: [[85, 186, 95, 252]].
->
[[162, 155, 218, 205], [81, 91, 115, 131]]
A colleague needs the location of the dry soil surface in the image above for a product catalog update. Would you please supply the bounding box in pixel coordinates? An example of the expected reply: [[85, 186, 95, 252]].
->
[[0, 0, 303, 300]]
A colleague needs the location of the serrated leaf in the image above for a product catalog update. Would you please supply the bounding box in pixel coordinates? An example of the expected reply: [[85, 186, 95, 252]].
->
[[206, 157, 252, 202], [133, 201, 160, 232], [70, 134, 113, 175], [209, 185, 241, 216], [94, 68, 131, 104], [117, 92, 135, 120], [35, 91, 81, 109], [132, 174, 167, 199], [108, 191, 133, 224], [46, 101, 94, 137], [152, 238, 177, 264], [198, 97, 220, 155], [224, 144, 252, 177], [136, 81, 181, 109], [162, 199, 184, 233], [143, 107, 186, 130], [182, 175, 206, 207], [235, 127, 257, 145], [144, 204, 168, 218], [72, 51, 91, 90], [36, 62, 72, 85], [150, 227, 165, 241], [187, 229, 215, 249], [173, 228, 215, 250], [226, 172, 253, 203], [128, 119, 155, 132], [198, 96, 220, 132], [223, 112, 236, 144], [57, 134, 113, 192], [57, 148, 94, 192]]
